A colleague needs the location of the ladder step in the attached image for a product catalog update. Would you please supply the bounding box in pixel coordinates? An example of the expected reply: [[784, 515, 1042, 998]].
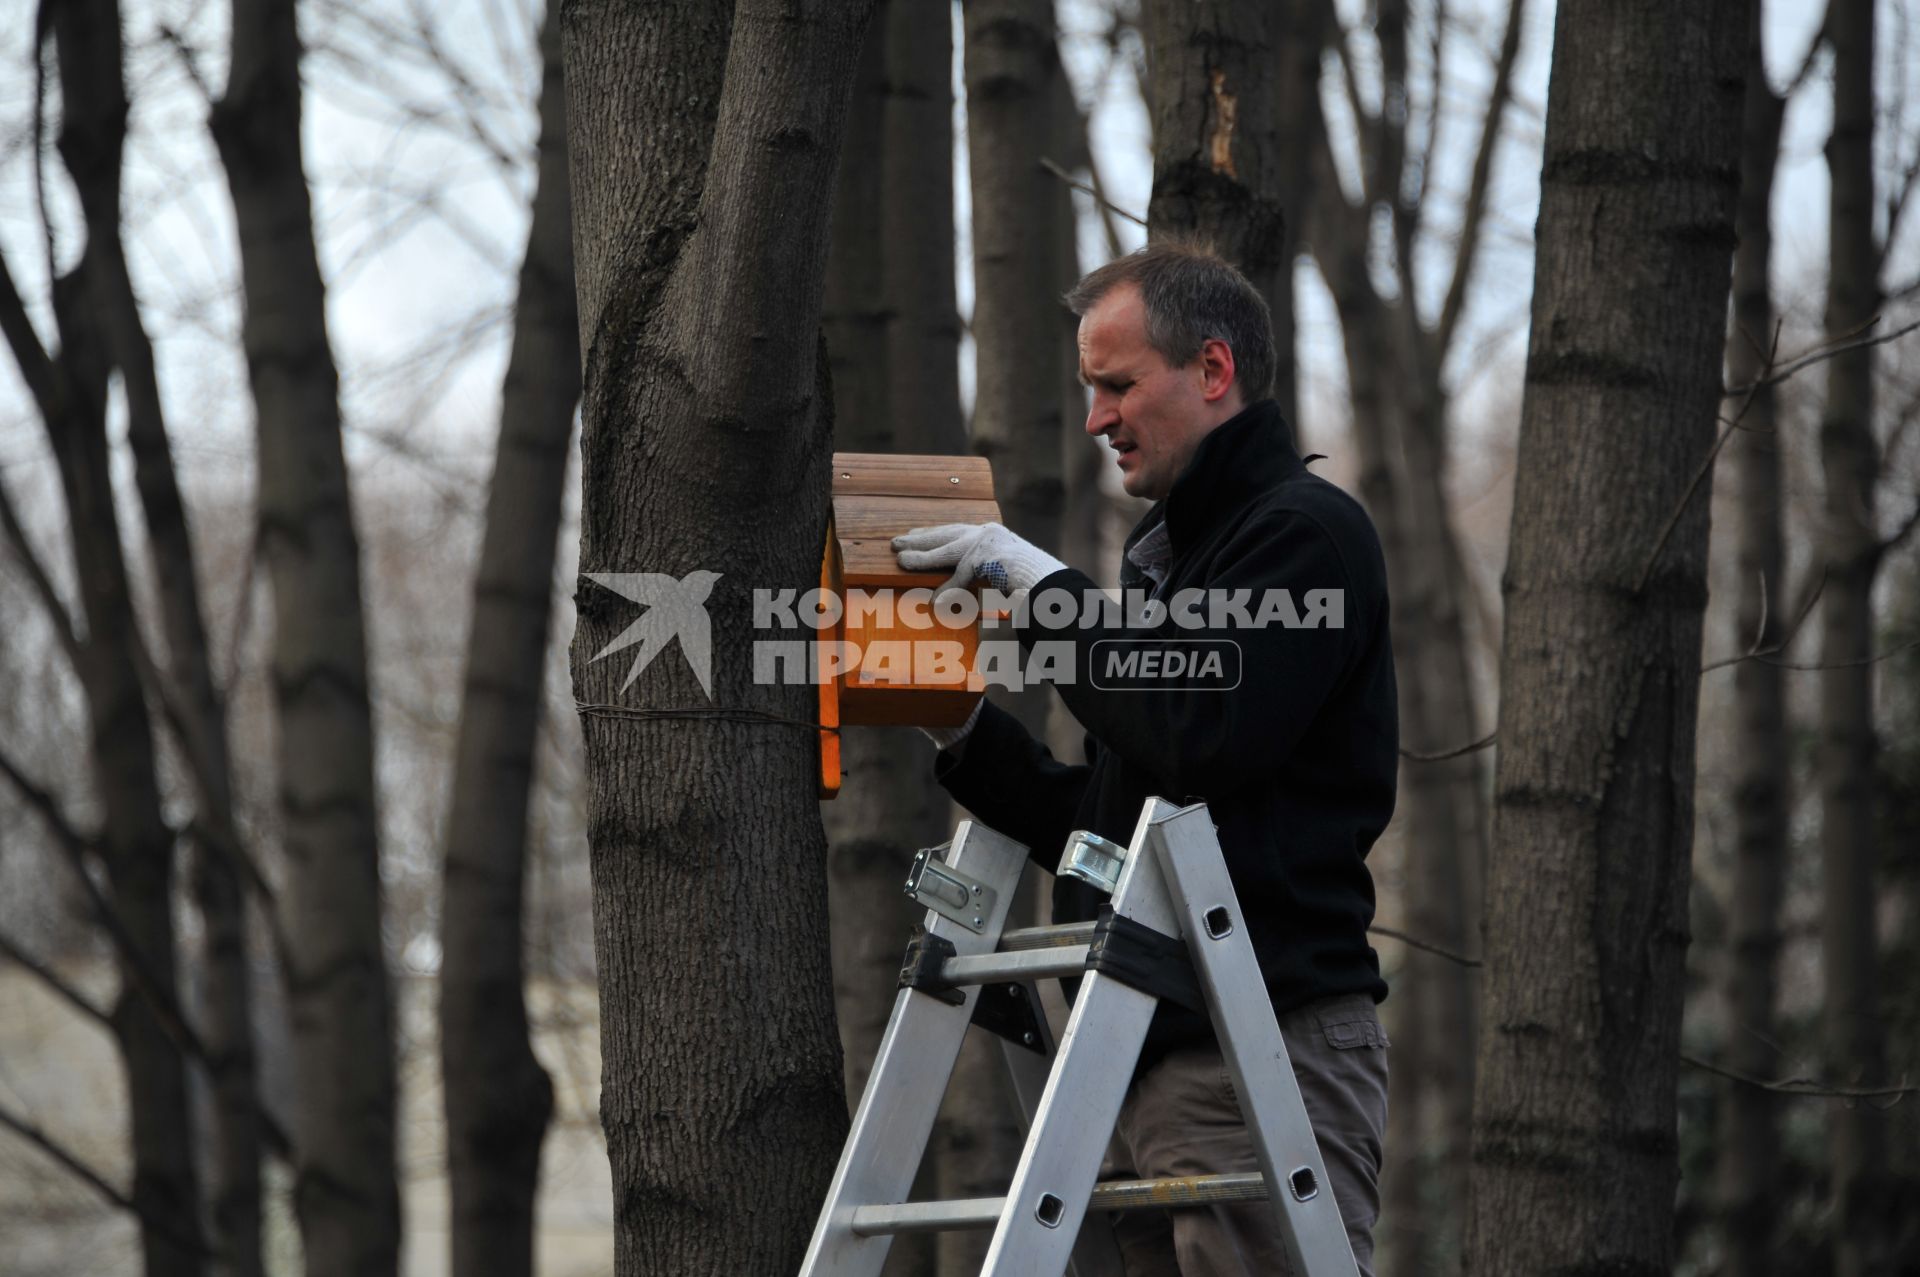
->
[[939, 945, 1090, 987], [847, 1173, 1270, 1236], [998, 921, 1098, 951]]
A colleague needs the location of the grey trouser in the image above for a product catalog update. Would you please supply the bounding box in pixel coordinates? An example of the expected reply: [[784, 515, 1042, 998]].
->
[[1102, 993, 1390, 1276]]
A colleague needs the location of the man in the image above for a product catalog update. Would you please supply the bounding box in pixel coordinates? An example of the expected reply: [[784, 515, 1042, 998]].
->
[[892, 241, 1397, 1276]]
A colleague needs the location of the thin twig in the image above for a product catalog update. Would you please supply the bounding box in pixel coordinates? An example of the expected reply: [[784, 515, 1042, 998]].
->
[[1636, 322, 1783, 591], [0, 474, 81, 666], [1363, 931, 1912, 1100], [221, 524, 262, 697], [1681, 1052, 1915, 1103], [1701, 568, 1827, 674], [1436, 0, 1525, 362], [1039, 157, 1146, 229], [0, 744, 98, 856], [0, 931, 112, 1028], [0, 1101, 220, 1256], [1879, 499, 1920, 558], [155, 24, 213, 100], [1639, 316, 1919, 594], [1368, 923, 1482, 967], [1756, 636, 1920, 671], [1723, 314, 1920, 397], [1400, 730, 1497, 763], [0, 750, 222, 1073]]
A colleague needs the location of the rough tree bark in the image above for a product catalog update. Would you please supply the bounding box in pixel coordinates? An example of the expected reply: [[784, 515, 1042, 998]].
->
[[40, 7, 207, 1276], [1717, 14, 1788, 1271], [1819, 2, 1893, 1272], [439, 7, 577, 1277], [562, 0, 873, 1270], [1463, 2, 1748, 1272], [820, 6, 963, 1272], [1138, 0, 1289, 421], [211, 1, 401, 1273], [1055, 65, 1108, 588]]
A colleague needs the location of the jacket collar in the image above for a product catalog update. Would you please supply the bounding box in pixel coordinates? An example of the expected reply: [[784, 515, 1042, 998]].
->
[[1131, 399, 1303, 556]]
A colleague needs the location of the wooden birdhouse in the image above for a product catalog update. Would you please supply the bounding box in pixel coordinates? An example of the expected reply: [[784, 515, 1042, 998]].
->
[[818, 453, 1000, 798]]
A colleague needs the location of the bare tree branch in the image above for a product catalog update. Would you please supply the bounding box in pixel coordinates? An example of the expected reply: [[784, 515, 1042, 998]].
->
[[1681, 1052, 1916, 1102], [1369, 922, 1482, 967], [1878, 498, 1920, 558], [1701, 568, 1827, 673], [0, 747, 295, 1161], [0, 1101, 219, 1257], [0, 472, 82, 665], [1641, 316, 1920, 594], [155, 24, 213, 100], [1400, 729, 1496, 762], [0, 742, 99, 857], [1756, 636, 1920, 672], [1435, 0, 1525, 362], [1724, 314, 1920, 397], [1040, 156, 1145, 228], [0, 930, 112, 1028], [0, 248, 60, 418]]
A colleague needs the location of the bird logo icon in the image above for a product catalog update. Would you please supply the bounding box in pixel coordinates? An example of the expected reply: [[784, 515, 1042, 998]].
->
[[584, 570, 722, 698]]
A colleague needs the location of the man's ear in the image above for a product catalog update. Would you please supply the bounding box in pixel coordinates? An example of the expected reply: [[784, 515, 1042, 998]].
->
[[1197, 337, 1237, 404]]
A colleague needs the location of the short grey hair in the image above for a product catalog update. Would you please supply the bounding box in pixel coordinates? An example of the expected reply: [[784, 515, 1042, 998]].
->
[[1064, 239, 1276, 404]]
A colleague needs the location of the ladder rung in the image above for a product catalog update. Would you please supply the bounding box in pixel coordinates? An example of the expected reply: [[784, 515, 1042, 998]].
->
[[850, 1196, 1003, 1235], [1089, 1170, 1268, 1211], [998, 921, 1098, 951], [847, 1172, 1270, 1236], [939, 945, 1089, 987]]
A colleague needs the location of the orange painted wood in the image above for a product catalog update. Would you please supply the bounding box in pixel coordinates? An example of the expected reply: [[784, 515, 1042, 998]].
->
[[816, 453, 997, 796]]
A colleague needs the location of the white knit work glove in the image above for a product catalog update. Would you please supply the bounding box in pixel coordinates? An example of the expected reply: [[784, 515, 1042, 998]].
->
[[891, 522, 1067, 596]]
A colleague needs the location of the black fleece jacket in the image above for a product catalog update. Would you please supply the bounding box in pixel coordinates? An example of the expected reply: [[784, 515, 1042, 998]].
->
[[935, 398, 1397, 1069]]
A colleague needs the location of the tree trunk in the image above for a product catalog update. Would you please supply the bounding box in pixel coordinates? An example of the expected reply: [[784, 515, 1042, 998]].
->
[[1299, 0, 1525, 1253], [1391, 357, 1483, 1277], [46, 8, 207, 1276], [1463, 3, 1747, 1272], [439, 8, 576, 1277], [821, 8, 963, 1271], [1819, 3, 1892, 1272], [1138, 0, 1288, 421], [43, 277, 206, 1277], [211, 2, 400, 1272], [965, 0, 1070, 563], [562, 1, 873, 1270], [949, 10, 1077, 1267], [1717, 18, 1788, 1272], [1323, 241, 1471, 1277], [880, 2, 966, 454], [1318, 187, 1486, 1277]]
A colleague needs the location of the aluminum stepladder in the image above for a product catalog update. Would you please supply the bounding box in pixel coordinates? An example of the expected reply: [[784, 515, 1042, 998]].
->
[[799, 797, 1361, 1277]]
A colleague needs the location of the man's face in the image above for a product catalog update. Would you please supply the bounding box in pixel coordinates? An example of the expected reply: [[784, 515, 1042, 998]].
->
[[1077, 283, 1239, 500]]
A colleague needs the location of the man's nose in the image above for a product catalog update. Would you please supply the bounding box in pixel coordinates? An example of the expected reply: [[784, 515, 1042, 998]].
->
[[1085, 400, 1116, 437]]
